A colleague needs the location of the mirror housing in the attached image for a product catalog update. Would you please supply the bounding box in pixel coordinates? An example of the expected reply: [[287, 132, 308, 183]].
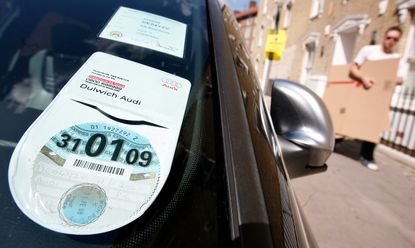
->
[[270, 79, 335, 178]]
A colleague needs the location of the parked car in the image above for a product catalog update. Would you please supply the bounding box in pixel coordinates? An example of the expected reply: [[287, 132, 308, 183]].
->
[[0, 0, 334, 247]]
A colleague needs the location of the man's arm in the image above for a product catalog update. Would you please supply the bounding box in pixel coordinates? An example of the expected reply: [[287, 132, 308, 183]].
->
[[349, 63, 374, 89]]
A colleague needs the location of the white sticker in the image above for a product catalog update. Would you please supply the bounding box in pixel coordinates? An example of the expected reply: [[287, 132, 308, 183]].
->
[[99, 7, 187, 58], [8, 52, 191, 235]]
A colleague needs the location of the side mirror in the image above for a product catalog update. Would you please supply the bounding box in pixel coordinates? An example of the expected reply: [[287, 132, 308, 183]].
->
[[270, 79, 335, 178]]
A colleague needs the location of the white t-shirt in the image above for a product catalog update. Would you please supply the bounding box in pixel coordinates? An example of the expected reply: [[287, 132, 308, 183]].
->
[[354, 45, 405, 77]]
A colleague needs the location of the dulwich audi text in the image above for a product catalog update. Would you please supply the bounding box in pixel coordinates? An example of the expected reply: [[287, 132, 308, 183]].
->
[[80, 84, 142, 105]]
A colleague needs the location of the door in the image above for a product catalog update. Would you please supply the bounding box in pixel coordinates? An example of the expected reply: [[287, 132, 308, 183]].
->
[[332, 30, 358, 65]]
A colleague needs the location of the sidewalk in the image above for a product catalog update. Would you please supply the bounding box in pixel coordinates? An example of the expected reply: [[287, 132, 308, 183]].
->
[[291, 140, 415, 248]]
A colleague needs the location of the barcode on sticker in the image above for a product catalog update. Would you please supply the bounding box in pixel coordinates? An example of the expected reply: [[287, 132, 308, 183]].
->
[[73, 159, 125, 176]]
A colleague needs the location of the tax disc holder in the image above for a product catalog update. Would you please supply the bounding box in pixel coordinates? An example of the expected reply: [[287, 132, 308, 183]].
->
[[8, 52, 191, 235]]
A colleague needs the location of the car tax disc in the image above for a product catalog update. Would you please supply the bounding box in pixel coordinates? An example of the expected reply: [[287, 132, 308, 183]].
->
[[8, 52, 190, 234], [41, 122, 159, 226]]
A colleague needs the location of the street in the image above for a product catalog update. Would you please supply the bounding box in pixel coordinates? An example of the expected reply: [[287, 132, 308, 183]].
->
[[292, 140, 415, 248]]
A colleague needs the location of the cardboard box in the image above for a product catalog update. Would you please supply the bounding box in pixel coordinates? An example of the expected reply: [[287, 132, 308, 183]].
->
[[323, 59, 399, 143]]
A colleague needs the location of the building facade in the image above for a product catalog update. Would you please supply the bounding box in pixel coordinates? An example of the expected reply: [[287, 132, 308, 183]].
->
[[234, 1, 258, 53], [253, 0, 415, 94], [249, 0, 283, 79], [251, 0, 415, 157]]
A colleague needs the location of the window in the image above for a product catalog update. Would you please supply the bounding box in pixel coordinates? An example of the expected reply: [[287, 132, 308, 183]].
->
[[283, 1, 293, 28], [0, 0, 230, 246], [304, 42, 316, 81], [378, 0, 388, 15], [301, 33, 320, 83], [245, 25, 252, 39], [258, 25, 264, 47], [246, 16, 252, 25], [310, 0, 324, 19], [263, 0, 269, 14]]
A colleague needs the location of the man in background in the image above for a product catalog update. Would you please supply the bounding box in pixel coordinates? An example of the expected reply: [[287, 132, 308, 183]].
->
[[349, 26, 404, 171]]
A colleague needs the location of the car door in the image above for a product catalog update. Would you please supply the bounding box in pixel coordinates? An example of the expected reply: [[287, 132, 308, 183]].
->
[[209, 1, 319, 247]]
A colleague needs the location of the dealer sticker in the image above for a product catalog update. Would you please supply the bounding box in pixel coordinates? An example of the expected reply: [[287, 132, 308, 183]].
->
[[99, 6, 187, 58], [8, 52, 191, 234]]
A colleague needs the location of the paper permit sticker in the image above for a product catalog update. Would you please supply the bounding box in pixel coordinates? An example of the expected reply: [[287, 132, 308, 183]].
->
[[99, 6, 187, 58], [8, 52, 191, 234]]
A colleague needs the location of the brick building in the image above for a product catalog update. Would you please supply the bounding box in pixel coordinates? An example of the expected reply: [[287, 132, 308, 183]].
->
[[251, 0, 415, 157], [248, 0, 283, 78], [234, 1, 258, 53], [253, 0, 414, 95]]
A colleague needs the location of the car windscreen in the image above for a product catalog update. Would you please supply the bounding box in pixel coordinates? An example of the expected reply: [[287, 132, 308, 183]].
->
[[0, 0, 230, 247]]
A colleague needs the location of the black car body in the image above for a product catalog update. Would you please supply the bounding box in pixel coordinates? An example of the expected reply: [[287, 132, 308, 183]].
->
[[0, 0, 334, 247]]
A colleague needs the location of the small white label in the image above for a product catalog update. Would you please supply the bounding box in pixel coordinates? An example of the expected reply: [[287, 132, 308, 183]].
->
[[99, 6, 187, 58]]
